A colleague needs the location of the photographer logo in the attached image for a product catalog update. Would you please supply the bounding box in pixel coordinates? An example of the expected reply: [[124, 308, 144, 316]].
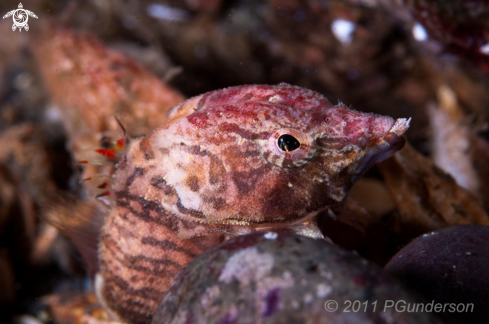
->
[[2, 3, 38, 32]]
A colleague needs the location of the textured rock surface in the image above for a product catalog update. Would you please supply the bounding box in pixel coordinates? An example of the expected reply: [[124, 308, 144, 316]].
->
[[154, 232, 445, 324], [385, 225, 489, 324]]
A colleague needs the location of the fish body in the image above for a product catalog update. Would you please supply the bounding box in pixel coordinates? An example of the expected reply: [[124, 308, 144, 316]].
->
[[94, 84, 409, 323]]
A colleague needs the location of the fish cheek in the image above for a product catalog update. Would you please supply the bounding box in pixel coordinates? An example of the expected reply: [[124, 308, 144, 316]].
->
[[262, 188, 305, 222], [301, 159, 350, 212], [208, 154, 226, 187], [258, 169, 307, 222]]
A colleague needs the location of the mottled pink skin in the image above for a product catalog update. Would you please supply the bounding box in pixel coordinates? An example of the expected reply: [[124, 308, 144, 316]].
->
[[118, 83, 406, 227], [97, 84, 409, 324]]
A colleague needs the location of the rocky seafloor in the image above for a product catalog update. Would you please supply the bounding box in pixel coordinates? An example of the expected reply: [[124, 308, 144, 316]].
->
[[0, 1, 489, 323]]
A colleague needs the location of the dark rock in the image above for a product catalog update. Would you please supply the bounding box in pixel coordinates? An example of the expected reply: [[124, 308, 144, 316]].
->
[[154, 231, 445, 324], [385, 224, 489, 324]]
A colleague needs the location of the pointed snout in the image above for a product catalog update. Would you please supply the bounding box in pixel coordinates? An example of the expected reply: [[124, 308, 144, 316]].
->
[[352, 118, 411, 176]]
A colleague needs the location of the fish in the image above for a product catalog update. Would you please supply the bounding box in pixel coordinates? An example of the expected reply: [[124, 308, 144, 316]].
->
[[51, 83, 410, 324]]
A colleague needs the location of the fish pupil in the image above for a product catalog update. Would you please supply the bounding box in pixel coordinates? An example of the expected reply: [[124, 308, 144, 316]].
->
[[277, 134, 300, 152]]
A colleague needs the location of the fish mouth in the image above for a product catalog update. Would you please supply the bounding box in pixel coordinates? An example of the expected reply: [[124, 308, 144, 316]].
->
[[353, 117, 411, 176]]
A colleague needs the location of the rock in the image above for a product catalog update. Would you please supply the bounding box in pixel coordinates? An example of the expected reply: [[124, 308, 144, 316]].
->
[[385, 224, 489, 324], [154, 232, 444, 324]]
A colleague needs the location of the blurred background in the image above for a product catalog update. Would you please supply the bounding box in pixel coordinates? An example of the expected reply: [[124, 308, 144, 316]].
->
[[0, 0, 489, 323]]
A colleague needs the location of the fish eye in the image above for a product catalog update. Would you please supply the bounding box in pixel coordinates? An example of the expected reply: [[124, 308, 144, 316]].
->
[[260, 128, 316, 168], [277, 134, 300, 152]]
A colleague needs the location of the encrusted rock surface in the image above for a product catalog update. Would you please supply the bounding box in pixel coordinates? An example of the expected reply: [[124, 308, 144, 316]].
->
[[154, 231, 445, 324]]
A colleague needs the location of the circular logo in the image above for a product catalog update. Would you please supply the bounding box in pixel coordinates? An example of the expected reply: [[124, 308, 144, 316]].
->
[[14, 10, 28, 27], [324, 300, 338, 312]]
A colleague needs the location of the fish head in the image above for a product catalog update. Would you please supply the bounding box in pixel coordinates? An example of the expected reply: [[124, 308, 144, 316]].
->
[[127, 84, 409, 228]]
